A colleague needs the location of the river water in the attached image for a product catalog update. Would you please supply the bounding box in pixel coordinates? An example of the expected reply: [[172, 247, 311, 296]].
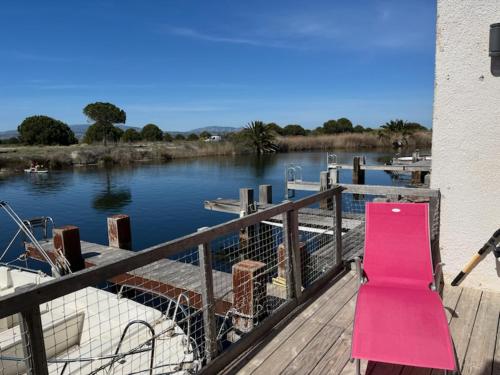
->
[[0, 151, 412, 261]]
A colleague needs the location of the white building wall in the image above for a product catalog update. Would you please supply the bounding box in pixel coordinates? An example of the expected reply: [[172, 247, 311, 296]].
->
[[432, 0, 500, 290]]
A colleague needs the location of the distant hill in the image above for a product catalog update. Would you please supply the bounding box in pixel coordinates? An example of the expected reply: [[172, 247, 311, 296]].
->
[[0, 124, 241, 139]]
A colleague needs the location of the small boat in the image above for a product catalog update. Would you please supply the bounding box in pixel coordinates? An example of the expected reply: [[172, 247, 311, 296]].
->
[[24, 168, 48, 174], [0, 266, 199, 374]]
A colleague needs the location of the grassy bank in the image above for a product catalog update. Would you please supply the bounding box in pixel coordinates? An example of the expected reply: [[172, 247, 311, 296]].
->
[[0, 132, 431, 171], [276, 131, 431, 152]]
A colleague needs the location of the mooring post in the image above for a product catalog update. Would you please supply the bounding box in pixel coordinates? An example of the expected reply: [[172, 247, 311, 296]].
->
[[197, 227, 218, 362], [328, 166, 339, 185], [352, 156, 365, 185], [239, 188, 256, 260], [53, 225, 84, 272], [107, 214, 132, 250], [232, 259, 267, 333]]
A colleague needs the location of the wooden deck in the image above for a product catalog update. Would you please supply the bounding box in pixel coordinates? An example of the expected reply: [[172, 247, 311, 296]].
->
[[223, 272, 500, 375]]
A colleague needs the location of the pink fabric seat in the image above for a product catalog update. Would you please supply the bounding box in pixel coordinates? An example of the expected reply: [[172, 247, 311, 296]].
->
[[351, 202, 456, 371]]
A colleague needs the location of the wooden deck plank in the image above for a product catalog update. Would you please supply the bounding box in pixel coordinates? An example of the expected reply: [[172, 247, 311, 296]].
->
[[461, 291, 500, 375], [493, 309, 500, 375], [280, 324, 344, 375], [248, 321, 326, 374], [308, 292, 357, 375], [300, 273, 357, 323], [235, 314, 309, 375], [309, 328, 353, 375], [237, 274, 356, 374], [446, 288, 482, 369]]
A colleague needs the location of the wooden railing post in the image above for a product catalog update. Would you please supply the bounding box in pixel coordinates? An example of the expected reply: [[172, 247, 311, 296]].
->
[[259, 185, 274, 269], [20, 305, 48, 375], [197, 227, 218, 362], [319, 171, 330, 209], [239, 188, 256, 260], [334, 190, 343, 266], [282, 208, 302, 300]]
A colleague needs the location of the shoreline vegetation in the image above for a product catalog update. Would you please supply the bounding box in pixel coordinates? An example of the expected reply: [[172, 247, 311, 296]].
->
[[0, 131, 431, 172], [2, 101, 432, 172]]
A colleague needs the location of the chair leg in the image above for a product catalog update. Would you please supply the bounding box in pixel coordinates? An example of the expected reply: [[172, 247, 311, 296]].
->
[[355, 358, 361, 375]]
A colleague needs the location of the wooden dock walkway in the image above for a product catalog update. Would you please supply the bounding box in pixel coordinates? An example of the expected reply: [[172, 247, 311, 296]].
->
[[223, 272, 500, 375]]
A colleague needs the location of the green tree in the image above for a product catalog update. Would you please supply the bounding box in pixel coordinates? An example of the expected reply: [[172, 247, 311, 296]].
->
[[83, 124, 123, 144], [141, 123, 163, 141], [353, 125, 365, 133], [323, 118, 353, 134], [121, 128, 142, 142], [163, 132, 173, 142], [83, 102, 126, 145], [266, 122, 284, 135], [175, 134, 186, 141], [199, 131, 212, 139], [283, 124, 306, 136], [187, 133, 199, 141], [18, 115, 77, 145], [337, 117, 353, 132], [312, 126, 325, 135], [242, 120, 277, 154]]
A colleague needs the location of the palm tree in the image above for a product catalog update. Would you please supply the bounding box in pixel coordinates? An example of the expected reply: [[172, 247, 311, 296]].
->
[[380, 119, 415, 147], [243, 121, 277, 154]]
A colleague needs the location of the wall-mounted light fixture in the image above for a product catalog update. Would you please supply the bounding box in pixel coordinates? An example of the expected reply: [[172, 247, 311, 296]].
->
[[490, 23, 500, 76]]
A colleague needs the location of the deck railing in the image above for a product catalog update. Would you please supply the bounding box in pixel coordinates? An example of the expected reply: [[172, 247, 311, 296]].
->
[[0, 187, 346, 375], [0, 184, 440, 374]]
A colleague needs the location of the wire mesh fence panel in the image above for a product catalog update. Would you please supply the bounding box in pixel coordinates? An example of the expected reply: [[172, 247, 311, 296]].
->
[[296, 202, 339, 287], [210, 221, 287, 351]]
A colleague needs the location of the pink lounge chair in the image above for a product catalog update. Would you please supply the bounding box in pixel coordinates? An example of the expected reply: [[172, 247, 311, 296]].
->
[[351, 202, 458, 374]]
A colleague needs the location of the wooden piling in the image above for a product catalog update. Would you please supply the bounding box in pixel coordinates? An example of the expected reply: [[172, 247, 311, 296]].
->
[[328, 167, 338, 185], [53, 226, 84, 272], [107, 214, 132, 250], [352, 156, 365, 185], [258, 185, 272, 205], [232, 259, 266, 333]]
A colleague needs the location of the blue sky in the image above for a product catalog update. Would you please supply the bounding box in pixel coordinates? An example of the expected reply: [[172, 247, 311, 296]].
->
[[0, 1, 436, 131]]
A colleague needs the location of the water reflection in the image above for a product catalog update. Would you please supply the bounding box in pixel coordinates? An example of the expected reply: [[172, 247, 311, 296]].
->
[[92, 168, 131, 212]]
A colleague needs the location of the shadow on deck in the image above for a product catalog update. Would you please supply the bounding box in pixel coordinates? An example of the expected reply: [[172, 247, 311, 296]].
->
[[221, 272, 500, 375]]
